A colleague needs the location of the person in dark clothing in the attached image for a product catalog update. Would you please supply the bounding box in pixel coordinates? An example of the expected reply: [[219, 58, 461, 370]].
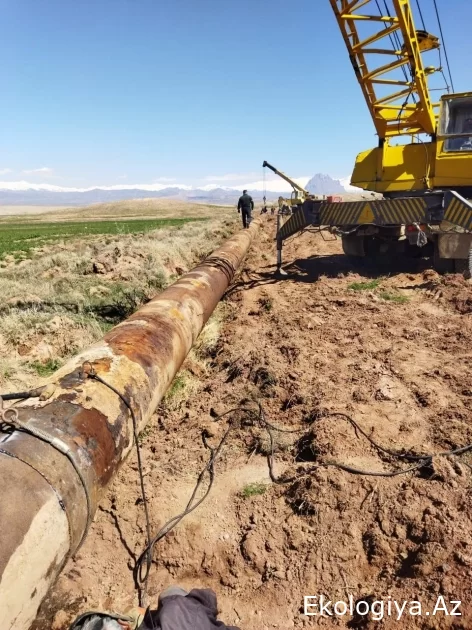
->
[[446, 117, 472, 151], [70, 587, 240, 630], [143, 588, 240, 630], [237, 189, 254, 228]]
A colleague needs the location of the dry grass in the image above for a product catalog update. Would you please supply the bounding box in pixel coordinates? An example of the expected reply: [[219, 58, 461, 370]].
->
[[0, 198, 233, 224], [0, 202, 238, 394], [0, 205, 71, 218], [163, 302, 228, 411]]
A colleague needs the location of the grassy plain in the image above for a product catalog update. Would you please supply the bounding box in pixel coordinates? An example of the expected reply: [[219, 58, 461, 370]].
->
[[0, 199, 236, 393], [0, 217, 204, 260], [0, 198, 229, 222]]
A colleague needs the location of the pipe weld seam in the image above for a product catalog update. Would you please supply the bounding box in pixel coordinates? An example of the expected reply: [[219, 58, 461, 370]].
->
[[0, 446, 69, 527], [0, 418, 93, 552]]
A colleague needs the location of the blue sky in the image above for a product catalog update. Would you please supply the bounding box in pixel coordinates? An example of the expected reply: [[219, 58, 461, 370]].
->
[[1, 0, 471, 190]]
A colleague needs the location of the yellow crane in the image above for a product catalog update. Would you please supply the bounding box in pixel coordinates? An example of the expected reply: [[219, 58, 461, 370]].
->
[[262, 160, 310, 206], [262, 160, 330, 214], [273, 0, 472, 274]]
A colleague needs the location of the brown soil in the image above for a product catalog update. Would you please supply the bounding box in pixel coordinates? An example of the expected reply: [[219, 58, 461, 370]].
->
[[33, 218, 472, 629]]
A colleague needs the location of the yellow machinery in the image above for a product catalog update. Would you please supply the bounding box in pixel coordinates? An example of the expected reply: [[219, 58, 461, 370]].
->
[[262, 160, 310, 206], [262, 160, 327, 213], [274, 0, 472, 273]]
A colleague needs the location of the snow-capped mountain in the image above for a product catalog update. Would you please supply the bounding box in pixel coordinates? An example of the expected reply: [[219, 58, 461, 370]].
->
[[0, 174, 361, 206], [305, 174, 345, 196]]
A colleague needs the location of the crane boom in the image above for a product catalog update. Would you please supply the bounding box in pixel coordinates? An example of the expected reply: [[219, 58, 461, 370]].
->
[[262, 160, 309, 195], [271, 0, 472, 276], [330, 0, 439, 139]]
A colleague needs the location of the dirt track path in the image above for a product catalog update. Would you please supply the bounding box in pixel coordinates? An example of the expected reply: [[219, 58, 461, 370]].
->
[[36, 217, 472, 629]]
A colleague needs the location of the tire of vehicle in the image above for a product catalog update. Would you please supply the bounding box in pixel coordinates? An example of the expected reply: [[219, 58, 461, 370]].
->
[[453, 247, 472, 278], [433, 240, 455, 273], [342, 234, 365, 258]]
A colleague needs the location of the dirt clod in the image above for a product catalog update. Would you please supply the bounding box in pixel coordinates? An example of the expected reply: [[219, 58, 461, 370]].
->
[[32, 220, 472, 629]]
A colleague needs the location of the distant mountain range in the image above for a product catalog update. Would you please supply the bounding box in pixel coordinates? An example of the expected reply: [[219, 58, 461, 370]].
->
[[0, 174, 359, 206], [306, 173, 345, 196]]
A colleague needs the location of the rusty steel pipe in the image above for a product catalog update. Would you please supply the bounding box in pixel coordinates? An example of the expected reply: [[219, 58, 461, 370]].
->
[[0, 219, 260, 629]]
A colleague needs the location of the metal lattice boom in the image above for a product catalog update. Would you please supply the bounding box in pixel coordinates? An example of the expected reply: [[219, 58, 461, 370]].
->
[[330, 0, 439, 139]]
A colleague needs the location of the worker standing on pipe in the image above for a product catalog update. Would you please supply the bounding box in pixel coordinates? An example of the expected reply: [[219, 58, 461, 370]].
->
[[237, 189, 254, 228], [70, 587, 240, 629]]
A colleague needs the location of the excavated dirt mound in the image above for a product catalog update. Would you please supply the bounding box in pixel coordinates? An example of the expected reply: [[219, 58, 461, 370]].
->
[[34, 218, 472, 629]]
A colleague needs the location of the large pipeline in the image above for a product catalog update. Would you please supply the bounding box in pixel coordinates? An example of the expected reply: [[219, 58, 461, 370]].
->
[[0, 219, 260, 629]]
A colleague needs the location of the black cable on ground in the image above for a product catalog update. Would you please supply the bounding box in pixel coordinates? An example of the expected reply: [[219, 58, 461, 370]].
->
[[133, 401, 472, 586], [134, 408, 243, 590], [258, 406, 472, 482], [85, 369, 153, 607], [78, 369, 472, 602], [0, 387, 44, 401]]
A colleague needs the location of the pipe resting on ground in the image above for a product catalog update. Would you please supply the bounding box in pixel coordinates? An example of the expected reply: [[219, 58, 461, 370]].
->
[[0, 219, 260, 629]]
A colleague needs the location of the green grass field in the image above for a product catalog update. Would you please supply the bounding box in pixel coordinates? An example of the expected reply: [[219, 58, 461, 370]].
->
[[0, 217, 205, 259]]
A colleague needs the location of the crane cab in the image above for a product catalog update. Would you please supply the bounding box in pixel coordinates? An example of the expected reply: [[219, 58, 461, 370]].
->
[[439, 92, 472, 152], [436, 92, 472, 195], [350, 93, 472, 197]]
